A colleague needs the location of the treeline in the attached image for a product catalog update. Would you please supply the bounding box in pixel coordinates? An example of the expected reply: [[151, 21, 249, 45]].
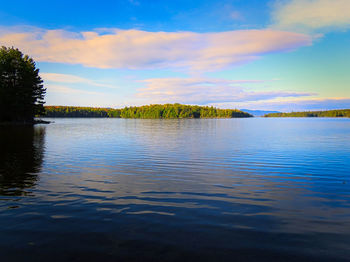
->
[[264, 109, 350, 118], [44, 106, 121, 118], [120, 104, 251, 118], [44, 104, 252, 118]]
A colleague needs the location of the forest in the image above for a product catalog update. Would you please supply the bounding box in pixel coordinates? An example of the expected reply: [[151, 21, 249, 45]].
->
[[44, 106, 121, 118], [264, 109, 350, 118], [44, 104, 252, 118]]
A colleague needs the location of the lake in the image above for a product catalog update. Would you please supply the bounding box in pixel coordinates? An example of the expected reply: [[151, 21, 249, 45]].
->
[[1, 118, 350, 261]]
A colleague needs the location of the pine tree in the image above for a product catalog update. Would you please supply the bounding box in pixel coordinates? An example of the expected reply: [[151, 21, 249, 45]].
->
[[0, 47, 46, 122]]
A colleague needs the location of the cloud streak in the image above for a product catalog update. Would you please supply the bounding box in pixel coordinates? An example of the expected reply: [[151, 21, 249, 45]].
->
[[41, 73, 117, 89], [0, 26, 312, 70], [136, 77, 314, 104], [272, 0, 350, 32], [46, 84, 102, 95]]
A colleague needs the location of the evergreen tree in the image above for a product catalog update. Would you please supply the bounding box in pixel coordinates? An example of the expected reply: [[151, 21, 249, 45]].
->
[[0, 47, 46, 122]]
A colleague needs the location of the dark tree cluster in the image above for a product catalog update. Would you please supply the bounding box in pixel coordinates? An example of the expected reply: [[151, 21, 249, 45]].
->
[[264, 109, 350, 118], [0, 47, 46, 123], [44, 104, 252, 118]]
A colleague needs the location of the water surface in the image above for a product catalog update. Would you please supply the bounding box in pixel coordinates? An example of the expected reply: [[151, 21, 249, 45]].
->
[[1, 118, 350, 261]]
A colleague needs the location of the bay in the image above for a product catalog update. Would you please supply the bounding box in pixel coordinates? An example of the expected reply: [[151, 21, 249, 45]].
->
[[1, 118, 350, 261]]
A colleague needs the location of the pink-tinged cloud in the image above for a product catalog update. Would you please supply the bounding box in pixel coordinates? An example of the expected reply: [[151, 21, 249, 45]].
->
[[272, 0, 350, 32], [0, 26, 312, 70], [136, 77, 314, 104]]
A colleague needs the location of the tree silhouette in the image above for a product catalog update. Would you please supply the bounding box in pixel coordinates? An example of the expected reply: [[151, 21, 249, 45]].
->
[[0, 47, 46, 122]]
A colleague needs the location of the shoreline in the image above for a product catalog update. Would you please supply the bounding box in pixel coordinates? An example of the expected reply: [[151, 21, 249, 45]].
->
[[0, 119, 51, 126]]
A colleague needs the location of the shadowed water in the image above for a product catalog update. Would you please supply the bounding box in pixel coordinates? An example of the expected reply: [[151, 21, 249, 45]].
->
[[1, 118, 350, 261]]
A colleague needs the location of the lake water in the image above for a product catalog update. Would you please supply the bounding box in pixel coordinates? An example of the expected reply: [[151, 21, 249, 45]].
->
[[1, 118, 350, 261]]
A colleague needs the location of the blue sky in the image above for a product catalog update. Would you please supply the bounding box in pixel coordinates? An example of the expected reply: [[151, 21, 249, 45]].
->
[[0, 0, 349, 111]]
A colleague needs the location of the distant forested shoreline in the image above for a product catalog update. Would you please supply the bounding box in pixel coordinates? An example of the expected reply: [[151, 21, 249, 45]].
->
[[44, 104, 252, 118], [264, 109, 350, 118], [44, 106, 121, 118]]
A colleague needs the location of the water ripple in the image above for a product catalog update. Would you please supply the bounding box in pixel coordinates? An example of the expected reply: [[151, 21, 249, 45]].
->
[[1, 118, 350, 261]]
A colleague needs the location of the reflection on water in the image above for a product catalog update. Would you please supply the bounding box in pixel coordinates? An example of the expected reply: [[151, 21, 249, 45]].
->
[[0, 126, 45, 197], [0, 118, 350, 261]]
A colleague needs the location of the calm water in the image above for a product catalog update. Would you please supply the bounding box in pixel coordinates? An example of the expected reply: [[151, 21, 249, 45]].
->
[[1, 118, 350, 261]]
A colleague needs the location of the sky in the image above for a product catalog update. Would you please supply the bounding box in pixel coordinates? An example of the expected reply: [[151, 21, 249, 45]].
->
[[0, 0, 349, 111]]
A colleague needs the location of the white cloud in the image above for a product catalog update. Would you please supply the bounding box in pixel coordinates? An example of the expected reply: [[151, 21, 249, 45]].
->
[[136, 77, 314, 104], [46, 84, 102, 95], [0, 26, 312, 71], [272, 0, 350, 32], [41, 73, 117, 89]]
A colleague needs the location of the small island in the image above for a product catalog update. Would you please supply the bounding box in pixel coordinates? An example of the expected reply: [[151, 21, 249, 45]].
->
[[44, 104, 253, 119], [264, 109, 350, 118]]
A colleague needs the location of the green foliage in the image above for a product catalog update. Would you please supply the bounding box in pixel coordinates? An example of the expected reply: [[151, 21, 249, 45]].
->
[[120, 104, 251, 118], [44, 106, 121, 118], [264, 109, 350, 118], [44, 104, 252, 118], [0, 47, 46, 122]]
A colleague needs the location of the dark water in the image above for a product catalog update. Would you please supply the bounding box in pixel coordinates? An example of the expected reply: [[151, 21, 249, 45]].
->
[[1, 118, 350, 261]]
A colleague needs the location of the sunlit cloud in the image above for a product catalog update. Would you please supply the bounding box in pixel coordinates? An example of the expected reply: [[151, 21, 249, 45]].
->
[[136, 77, 314, 104], [271, 0, 350, 32], [0, 26, 312, 71], [41, 73, 117, 89]]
